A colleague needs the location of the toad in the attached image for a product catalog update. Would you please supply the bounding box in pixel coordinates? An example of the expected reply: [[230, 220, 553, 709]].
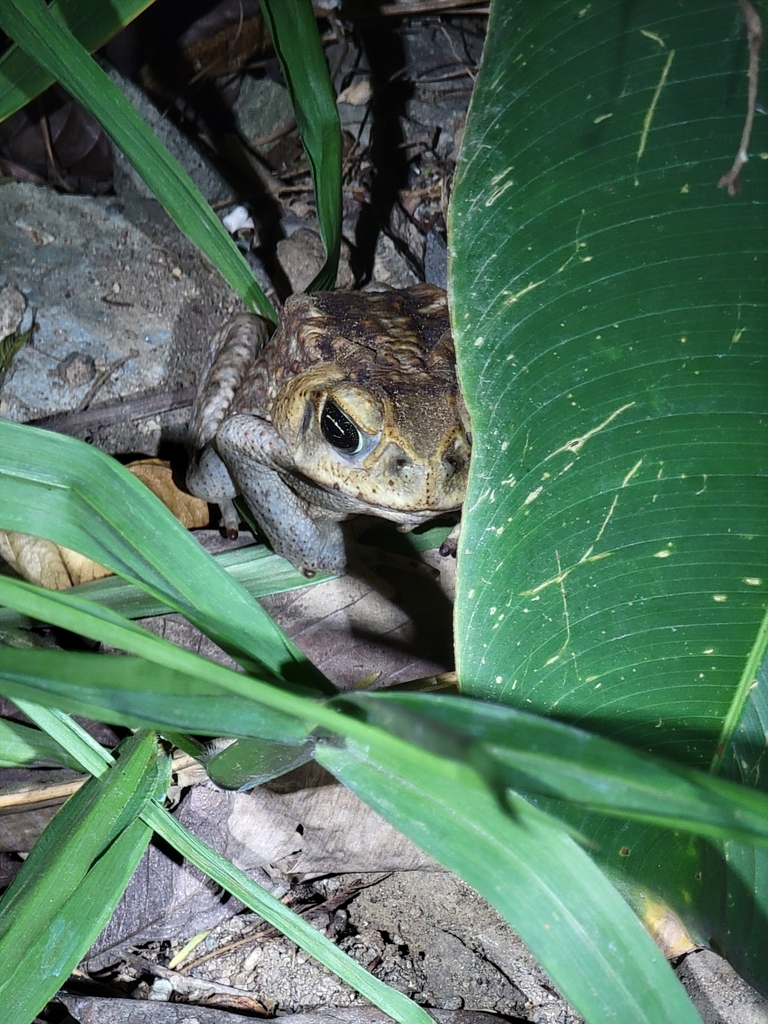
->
[[186, 284, 471, 576]]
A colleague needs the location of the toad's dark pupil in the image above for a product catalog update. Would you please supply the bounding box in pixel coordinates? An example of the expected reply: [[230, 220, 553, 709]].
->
[[321, 400, 362, 454]]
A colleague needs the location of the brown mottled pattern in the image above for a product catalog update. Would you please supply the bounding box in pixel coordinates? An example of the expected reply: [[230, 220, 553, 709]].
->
[[231, 284, 455, 419], [187, 284, 470, 574]]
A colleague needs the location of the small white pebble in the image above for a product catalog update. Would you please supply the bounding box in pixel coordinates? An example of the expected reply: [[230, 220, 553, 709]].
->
[[223, 205, 255, 233]]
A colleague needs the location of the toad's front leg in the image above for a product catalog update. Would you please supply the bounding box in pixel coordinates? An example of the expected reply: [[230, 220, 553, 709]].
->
[[216, 414, 347, 577], [186, 314, 272, 536], [185, 442, 241, 537]]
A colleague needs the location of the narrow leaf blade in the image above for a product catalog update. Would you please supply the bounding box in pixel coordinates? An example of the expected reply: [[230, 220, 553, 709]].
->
[[260, 0, 341, 290], [0, 0, 153, 121], [0, 421, 326, 691]]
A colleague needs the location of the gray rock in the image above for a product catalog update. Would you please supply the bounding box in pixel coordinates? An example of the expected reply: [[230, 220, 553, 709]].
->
[[0, 181, 232, 453], [105, 64, 232, 205], [234, 75, 294, 150]]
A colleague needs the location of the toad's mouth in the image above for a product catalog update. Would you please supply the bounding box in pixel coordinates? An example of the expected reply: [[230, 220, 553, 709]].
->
[[287, 439, 469, 521]]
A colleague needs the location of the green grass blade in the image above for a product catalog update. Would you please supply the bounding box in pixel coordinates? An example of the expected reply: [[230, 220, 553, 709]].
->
[[711, 604, 768, 777], [0, 731, 162, 978], [0, 0, 153, 121], [317, 736, 704, 1024], [3, 691, 705, 1023], [5, 572, 768, 849], [14, 700, 119, 777], [260, 0, 341, 291], [0, 725, 166, 1024], [0, 544, 326, 631], [1, 816, 153, 1024], [0, 716, 81, 769], [348, 692, 768, 847], [0, 646, 313, 743], [0, 575, 322, 740], [0, 421, 326, 690], [0, 531, 449, 636], [6, 548, 768, 852], [0, 0, 275, 322], [201, 735, 312, 789]]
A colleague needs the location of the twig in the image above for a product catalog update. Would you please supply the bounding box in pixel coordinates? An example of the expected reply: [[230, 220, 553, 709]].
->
[[75, 348, 139, 414], [439, 21, 477, 84], [36, 99, 72, 193], [178, 873, 393, 973], [119, 952, 268, 1010], [718, 0, 763, 196], [28, 386, 196, 434]]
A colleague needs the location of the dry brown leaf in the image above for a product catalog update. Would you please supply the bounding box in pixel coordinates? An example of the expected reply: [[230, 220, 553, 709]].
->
[[127, 458, 210, 528], [337, 79, 373, 105], [0, 85, 113, 194], [58, 544, 114, 585], [86, 786, 263, 969], [640, 897, 699, 958], [227, 763, 439, 878], [0, 530, 110, 589], [0, 460, 208, 589], [260, 561, 455, 690]]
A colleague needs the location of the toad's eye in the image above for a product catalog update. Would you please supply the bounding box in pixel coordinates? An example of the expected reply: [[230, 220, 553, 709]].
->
[[320, 399, 363, 454]]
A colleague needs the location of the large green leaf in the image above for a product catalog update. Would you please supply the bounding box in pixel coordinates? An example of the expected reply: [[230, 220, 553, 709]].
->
[[451, 0, 767, 758], [450, 0, 767, 993]]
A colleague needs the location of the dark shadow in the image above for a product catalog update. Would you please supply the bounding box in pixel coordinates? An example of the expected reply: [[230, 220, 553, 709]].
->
[[350, 4, 414, 280], [351, 519, 457, 671]]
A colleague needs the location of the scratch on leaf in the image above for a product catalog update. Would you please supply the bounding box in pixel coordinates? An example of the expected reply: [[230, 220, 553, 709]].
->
[[485, 177, 516, 207], [639, 29, 666, 48], [635, 48, 675, 184], [503, 210, 589, 305], [544, 402, 635, 462], [522, 457, 644, 600], [544, 552, 572, 664]]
